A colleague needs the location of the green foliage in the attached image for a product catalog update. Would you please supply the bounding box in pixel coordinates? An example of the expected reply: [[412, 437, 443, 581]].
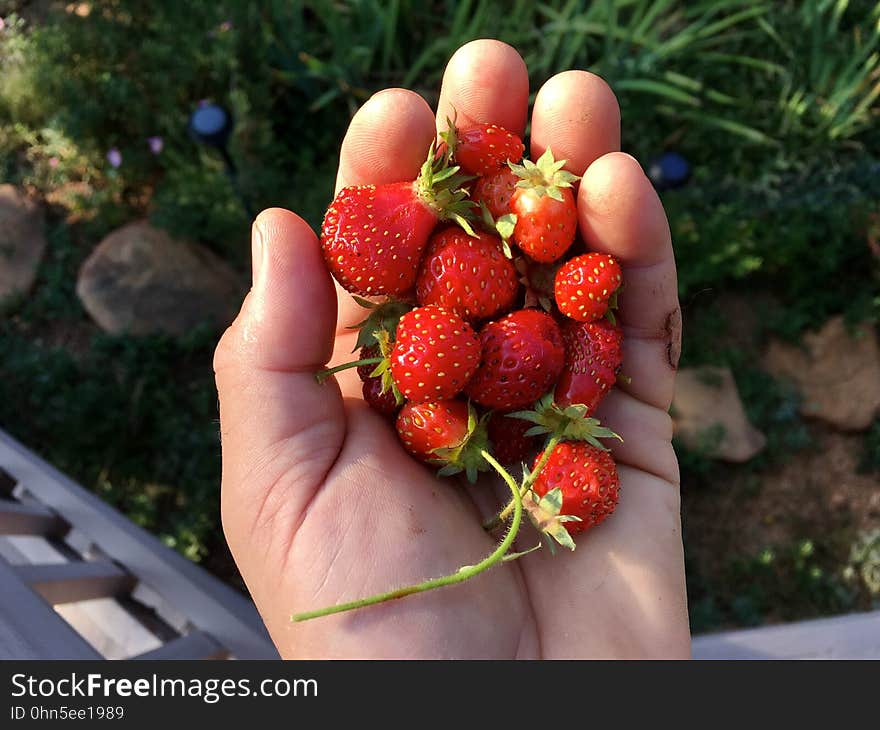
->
[[844, 529, 880, 601], [688, 539, 857, 633], [0, 326, 222, 563]]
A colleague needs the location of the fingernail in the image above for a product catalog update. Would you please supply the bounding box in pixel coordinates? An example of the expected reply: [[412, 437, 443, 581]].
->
[[251, 220, 264, 287]]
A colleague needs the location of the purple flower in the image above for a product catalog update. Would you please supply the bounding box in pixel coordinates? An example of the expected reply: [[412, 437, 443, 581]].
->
[[106, 148, 122, 168], [198, 99, 210, 108], [147, 136, 164, 154], [48, 157, 60, 169]]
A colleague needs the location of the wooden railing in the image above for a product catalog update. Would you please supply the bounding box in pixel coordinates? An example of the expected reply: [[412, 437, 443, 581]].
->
[[0, 428, 278, 660]]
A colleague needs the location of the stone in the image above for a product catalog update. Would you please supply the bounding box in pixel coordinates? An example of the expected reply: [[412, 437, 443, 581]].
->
[[0, 185, 47, 302], [764, 316, 880, 431], [672, 366, 767, 462], [76, 221, 244, 336]]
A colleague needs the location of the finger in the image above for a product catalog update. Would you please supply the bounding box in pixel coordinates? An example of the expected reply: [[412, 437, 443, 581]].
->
[[214, 208, 344, 557], [530, 70, 621, 174], [593, 390, 680, 486], [578, 152, 681, 411], [435, 39, 529, 136], [335, 88, 437, 193], [332, 89, 437, 334]]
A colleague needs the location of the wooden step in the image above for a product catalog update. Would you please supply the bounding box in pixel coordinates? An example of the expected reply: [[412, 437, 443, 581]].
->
[[16, 561, 136, 604]]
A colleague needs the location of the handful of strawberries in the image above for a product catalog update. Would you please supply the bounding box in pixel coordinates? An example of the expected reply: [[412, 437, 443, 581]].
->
[[298, 119, 626, 621]]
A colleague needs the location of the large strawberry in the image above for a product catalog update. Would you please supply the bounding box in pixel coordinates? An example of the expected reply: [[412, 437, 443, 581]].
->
[[395, 400, 489, 481], [390, 305, 481, 403], [554, 253, 622, 322], [321, 145, 474, 296], [415, 226, 519, 322], [509, 148, 579, 263], [531, 441, 620, 535], [465, 309, 565, 410], [442, 123, 524, 177], [554, 319, 623, 413]]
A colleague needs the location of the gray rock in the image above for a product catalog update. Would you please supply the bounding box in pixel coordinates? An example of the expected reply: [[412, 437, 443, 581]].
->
[[76, 221, 244, 336], [764, 316, 880, 431], [672, 366, 767, 462], [0, 185, 47, 302]]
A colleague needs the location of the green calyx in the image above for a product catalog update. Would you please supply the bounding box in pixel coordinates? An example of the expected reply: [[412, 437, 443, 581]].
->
[[432, 404, 491, 484], [349, 296, 412, 351], [479, 201, 517, 258], [509, 147, 580, 203], [522, 488, 579, 553], [416, 139, 477, 236], [509, 393, 621, 449], [367, 328, 403, 405]]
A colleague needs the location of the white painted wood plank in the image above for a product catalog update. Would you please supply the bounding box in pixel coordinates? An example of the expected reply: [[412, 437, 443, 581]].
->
[[0, 558, 102, 659], [692, 611, 880, 659], [0, 429, 278, 659]]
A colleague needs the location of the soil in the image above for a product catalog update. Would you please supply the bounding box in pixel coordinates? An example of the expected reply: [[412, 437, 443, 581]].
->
[[682, 421, 880, 625]]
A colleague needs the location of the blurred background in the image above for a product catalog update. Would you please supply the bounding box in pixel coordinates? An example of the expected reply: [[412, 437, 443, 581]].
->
[[0, 0, 878, 635]]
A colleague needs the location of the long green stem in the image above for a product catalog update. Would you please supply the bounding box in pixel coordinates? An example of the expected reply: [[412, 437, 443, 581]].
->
[[291, 450, 523, 623], [315, 357, 383, 383], [482, 433, 562, 532]]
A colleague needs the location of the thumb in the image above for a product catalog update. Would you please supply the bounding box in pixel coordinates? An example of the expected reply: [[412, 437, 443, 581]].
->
[[214, 208, 343, 557]]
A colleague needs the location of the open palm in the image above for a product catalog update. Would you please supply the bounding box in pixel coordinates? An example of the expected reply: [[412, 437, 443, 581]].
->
[[214, 40, 690, 658]]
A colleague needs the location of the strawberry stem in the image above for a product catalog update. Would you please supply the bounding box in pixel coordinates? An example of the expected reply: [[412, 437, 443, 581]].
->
[[291, 449, 523, 623], [315, 357, 384, 384], [483, 433, 562, 531]]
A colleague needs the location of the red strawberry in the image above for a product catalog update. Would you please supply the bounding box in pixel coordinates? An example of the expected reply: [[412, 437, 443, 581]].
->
[[509, 149, 579, 263], [472, 166, 519, 220], [321, 146, 474, 296], [415, 226, 519, 322], [531, 441, 620, 535], [488, 413, 537, 465], [465, 309, 565, 410], [396, 400, 489, 481], [362, 377, 400, 419], [554, 319, 623, 414], [390, 305, 481, 403], [443, 123, 524, 177], [554, 253, 622, 322]]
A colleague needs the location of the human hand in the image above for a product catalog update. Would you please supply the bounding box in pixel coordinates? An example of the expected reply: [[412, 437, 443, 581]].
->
[[214, 40, 690, 658]]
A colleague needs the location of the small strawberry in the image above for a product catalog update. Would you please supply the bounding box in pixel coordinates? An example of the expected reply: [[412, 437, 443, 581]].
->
[[465, 309, 565, 410], [357, 344, 382, 381], [554, 319, 623, 414], [554, 253, 622, 322], [442, 123, 524, 177], [415, 226, 519, 322], [509, 148, 579, 263], [321, 144, 474, 296], [395, 400, 490, 481], [488, 412, 537, 466], [516, 257, 563, 311], [362, 377, 401, 419], [531, 441, 620, 535], [390, 305, 481, 403], [472, 166, 519, 220]]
